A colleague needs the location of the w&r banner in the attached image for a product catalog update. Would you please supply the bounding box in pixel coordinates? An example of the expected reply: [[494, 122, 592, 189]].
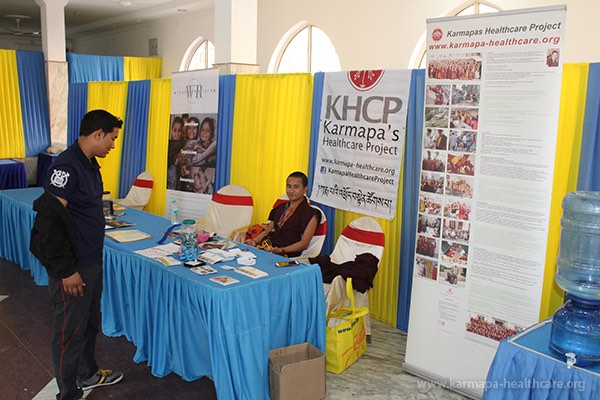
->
[[311, 70, 411, 220]]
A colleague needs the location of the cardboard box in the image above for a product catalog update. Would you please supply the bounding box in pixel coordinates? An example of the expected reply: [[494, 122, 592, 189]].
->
[[269, 342, 326, 400]]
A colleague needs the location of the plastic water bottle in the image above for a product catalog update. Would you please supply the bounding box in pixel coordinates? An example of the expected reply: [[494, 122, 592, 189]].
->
[[170, 199, 179, 225], [555, 192, 600, 299], [179, 219, 197, 262]]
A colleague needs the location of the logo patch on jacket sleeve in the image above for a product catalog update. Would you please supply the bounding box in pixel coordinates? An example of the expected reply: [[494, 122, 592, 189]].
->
[[50, 169, 70, 188]]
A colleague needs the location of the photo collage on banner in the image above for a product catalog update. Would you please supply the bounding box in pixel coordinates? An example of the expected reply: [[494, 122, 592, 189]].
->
[[405, 6, 565, 397], [166, 69, 219, 220], [311, 70, 412, 220]]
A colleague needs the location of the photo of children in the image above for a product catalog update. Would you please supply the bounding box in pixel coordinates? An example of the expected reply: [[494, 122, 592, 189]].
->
[[466, 313, 522, 342], [167, 113, 218, 194], [422, 150, 446, 172], [426, 85, 451, 106], [441, 240, 469, 265], [444, 200, 471, 220], [421, 171, 445, 195], [447, 153, 475, 176], [419, 193, 443, 216], [445, 175, 473, 198], [439, 264, 467, 287], [448, 130, 477, 153], [418, 214, 441, 238], [450, 109, 479, 130], [416, 256, 438, 281], [442, 219, 471, 242], [425, 107, 449, 128], [451, 84, 480, 107], [427, 53, 482, 81], [416, 235, 439, 259]]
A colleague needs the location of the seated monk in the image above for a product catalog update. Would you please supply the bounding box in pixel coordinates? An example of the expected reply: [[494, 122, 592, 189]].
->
[[245, 171, 321, 257]]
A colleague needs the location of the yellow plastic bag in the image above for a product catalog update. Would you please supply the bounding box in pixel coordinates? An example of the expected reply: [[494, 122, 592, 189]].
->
[[325, 278, 368, 374]]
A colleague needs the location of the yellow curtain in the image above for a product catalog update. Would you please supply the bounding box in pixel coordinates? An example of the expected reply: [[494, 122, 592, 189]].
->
[[539, 63, 589, 320], [0, 49, 25, 158], [124, 56, 163, 81], [144, 78, 171, 215], [230, 74, 314, 223], [87, 81, 128, 197], [334, 158, 404, 327]]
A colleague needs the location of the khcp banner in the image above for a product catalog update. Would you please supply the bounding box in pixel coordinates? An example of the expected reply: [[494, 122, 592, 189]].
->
[[404, 6, 565, 399], [311, 70, 411, 220], [165, 68, 219, 220]]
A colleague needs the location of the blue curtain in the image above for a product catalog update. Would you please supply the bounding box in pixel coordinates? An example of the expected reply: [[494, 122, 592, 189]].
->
[[308, 72, 336, 256], [396, 69, 426, 332], [16, 50, 50, 156], [214, 75, 236, 192], [67, 83, 88, 145], [577, 63, 600, 191], [118, 80, 151, 198], [67, 53, 124, 83]]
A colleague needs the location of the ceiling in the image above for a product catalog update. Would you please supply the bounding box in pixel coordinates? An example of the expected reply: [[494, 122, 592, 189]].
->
[[0, 0, 211, 39]]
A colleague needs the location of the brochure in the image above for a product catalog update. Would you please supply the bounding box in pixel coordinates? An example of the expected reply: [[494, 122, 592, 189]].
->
[[105, 219, 135, 229], [210, 275, 240, 286], [234, 266, 268, 279], [106, 229, 152, 243], [191, 265, 218, 275]]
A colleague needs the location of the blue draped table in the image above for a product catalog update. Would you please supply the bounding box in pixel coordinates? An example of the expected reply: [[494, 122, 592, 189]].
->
[[0, 187, 326, 400], [0, 159, 28, 190], [484, 320, 600, 399], [36, 152, 58, 187]]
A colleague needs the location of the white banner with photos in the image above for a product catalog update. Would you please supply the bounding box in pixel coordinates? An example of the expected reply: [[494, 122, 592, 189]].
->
[[404, 6, 565, 398], [165, 68, 219, 220], [311, 70, 411, 220]]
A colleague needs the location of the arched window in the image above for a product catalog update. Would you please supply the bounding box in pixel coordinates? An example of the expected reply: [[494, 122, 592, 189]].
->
[[408, 1, 502, 69], [180, 37, 215, 71], [268, 22, 341, 73]]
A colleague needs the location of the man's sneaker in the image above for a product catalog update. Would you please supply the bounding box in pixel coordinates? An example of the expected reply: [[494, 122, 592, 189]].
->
[[78, 369, 124, 390]]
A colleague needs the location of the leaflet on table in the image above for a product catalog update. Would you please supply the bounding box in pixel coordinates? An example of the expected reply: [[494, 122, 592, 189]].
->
[[209, 275, 240, 286], [105, 229, 151, 242], [191, 265, 218, 275], [105, 219, 135, 229], [198, 239, 236, 250], [134, 248, 182, 266], [234, 266, 268, 279]]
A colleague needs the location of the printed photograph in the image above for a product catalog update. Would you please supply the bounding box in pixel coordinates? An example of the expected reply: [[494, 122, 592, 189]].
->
[[419, 193, 443, 216], [439, 264, 467, 287], [424, 107, 449, 129], [442, 219, 471, 242], [422, 150, 446, 172], [418, 214, 441, 238], [448, 130, 477, 153], [466, 313, 523, 342], [444, 199, 472, 221], [424, 128, 450, 150], [445, 175, 473, 198], [415, 256, 438, 281], [546, 48, 559, 67], [426, 84, 451, 106], [447, 153, 475, 176], [450, 108, 479, 130], [441, 240, 469, 265], [420, 171, 445, 195], [427, 53, 482, 81], [416, 235, 439, 259], [451, 84, 480, 107]]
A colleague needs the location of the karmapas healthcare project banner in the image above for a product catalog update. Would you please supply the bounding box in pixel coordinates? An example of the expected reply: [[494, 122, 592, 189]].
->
[[165, 68, 219, 220], [404, 6, 565, 398], [311, 70, 411, 220]]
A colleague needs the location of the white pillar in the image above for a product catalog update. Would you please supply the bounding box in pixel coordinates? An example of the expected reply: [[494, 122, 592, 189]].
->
[[214, 0, 259, 74], [35, 0, 69, 147]]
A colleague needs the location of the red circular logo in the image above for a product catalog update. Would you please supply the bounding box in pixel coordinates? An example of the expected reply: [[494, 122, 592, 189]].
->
[[347, 70, 384, 92], [432, 28, 443, 41]]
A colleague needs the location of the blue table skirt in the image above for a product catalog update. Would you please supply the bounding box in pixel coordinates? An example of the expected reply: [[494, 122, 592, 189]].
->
[[484, 320, 600, 400], [0, 159, 28, 190], [0, 188, 326, 400]]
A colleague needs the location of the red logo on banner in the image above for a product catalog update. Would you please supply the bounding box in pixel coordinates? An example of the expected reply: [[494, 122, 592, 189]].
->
[[347, 70, 384, 91], [432, 28, 443, 41]]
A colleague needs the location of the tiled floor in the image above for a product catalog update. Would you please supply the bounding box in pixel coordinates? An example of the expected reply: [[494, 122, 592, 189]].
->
[[1, 259, 468, 400]]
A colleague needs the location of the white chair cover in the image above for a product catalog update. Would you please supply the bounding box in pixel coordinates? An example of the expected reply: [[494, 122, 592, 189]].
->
[[197, 184, 253, 239], [116, 171, 153, 210], [325, 216, 385, 336]]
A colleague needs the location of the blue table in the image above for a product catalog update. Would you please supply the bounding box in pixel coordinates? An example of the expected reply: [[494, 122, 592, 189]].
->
[[0, 159, 28, 190], [484, 320, 600, 399], [0, 187, 326, 400]]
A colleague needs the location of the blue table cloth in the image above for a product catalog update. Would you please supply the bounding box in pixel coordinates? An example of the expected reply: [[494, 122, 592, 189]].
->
[[0, 159, 28, 190], [484, 320, 600, 399], [36, 152, 58, 187], [0, 187, 326, 400]]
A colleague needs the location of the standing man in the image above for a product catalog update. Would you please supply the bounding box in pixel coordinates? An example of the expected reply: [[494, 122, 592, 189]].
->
[[30, 110, 124, 400]]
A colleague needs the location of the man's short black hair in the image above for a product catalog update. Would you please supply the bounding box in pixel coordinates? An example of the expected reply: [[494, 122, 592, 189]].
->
[[79, 109, 123, 137], [288, 171, 308, 187]]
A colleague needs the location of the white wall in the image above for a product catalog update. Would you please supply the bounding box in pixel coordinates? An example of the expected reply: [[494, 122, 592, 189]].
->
[[60, 0, 600, 76], [71, 10, 214, 77]]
